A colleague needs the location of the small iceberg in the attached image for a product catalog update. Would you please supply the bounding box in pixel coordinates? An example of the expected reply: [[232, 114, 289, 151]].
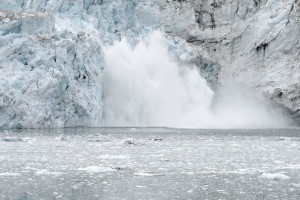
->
[[134, 172, 165, 177], [261, 173, 290, 180], [78, 166, 115, 173], [0, 172, 21, 177], [1, 137, 23, 142]]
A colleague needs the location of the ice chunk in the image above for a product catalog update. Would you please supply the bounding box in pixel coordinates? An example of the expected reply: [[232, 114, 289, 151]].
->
[[1, 137, 23, 142], [35, 169, 63, 175], [134, 172, 165, 177], [261, 173, 290, 180], [96, 154, 130, 160], [0, 172, 21, 176], [78, 166, 115, 173]]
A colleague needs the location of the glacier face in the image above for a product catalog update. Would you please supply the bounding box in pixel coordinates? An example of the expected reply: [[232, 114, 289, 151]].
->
[[0, 0, 299, 128], [0, 0, 106, 128], [184, 0, 300, 123]]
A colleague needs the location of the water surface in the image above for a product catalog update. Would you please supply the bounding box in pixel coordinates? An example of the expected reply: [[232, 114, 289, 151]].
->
[[0, 128, 300, 199]]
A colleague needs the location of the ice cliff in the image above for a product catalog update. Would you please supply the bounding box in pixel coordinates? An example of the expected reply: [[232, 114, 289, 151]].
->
[[0, 0, 299, 128]]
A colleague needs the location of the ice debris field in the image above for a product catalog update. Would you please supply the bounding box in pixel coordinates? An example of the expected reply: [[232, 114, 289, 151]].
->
[[0, 128, 300, 200]]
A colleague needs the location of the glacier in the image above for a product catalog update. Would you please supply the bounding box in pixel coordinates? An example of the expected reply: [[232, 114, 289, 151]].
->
[[0, 0, 299, 128]]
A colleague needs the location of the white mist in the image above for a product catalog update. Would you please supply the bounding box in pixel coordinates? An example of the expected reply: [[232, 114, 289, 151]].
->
[[102, 31, 291, 128]]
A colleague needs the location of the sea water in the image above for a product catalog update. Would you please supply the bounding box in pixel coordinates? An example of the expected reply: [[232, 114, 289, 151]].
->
[[0, 127, 300, 199]]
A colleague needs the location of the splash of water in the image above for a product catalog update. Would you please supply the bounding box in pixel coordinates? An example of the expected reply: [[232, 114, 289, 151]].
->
[[102, 31, 291, 128]]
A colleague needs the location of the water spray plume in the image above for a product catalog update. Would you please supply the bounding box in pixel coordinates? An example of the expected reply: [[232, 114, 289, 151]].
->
[[102, 31, 291, 129]]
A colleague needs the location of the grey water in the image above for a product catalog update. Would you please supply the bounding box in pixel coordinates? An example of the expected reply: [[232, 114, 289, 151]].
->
[[1, 128, 300, 200]]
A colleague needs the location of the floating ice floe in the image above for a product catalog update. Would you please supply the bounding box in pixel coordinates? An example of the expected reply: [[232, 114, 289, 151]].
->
[[261, 173, 290, 180], [134, 172, 165, 177], [122, 138, 146, 146], [55, 136, 68, 141], [292, 183, 300, 188], [88, 138, 113, 143], [35, 169, 64, 175], [284, 164, 300, 169], [96, 154, 130, 160], [1, 137, 23, 142], [22, 137, 36, 142], [136, 185, 147, 188], [0, 172, 21, 177], [149, 138, 163, 142], [78, 166, 115, 173], [40, 156, 48, 162]]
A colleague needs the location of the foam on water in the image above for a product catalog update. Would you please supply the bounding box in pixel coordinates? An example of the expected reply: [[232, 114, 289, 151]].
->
[[102, 31, 291, 129]]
